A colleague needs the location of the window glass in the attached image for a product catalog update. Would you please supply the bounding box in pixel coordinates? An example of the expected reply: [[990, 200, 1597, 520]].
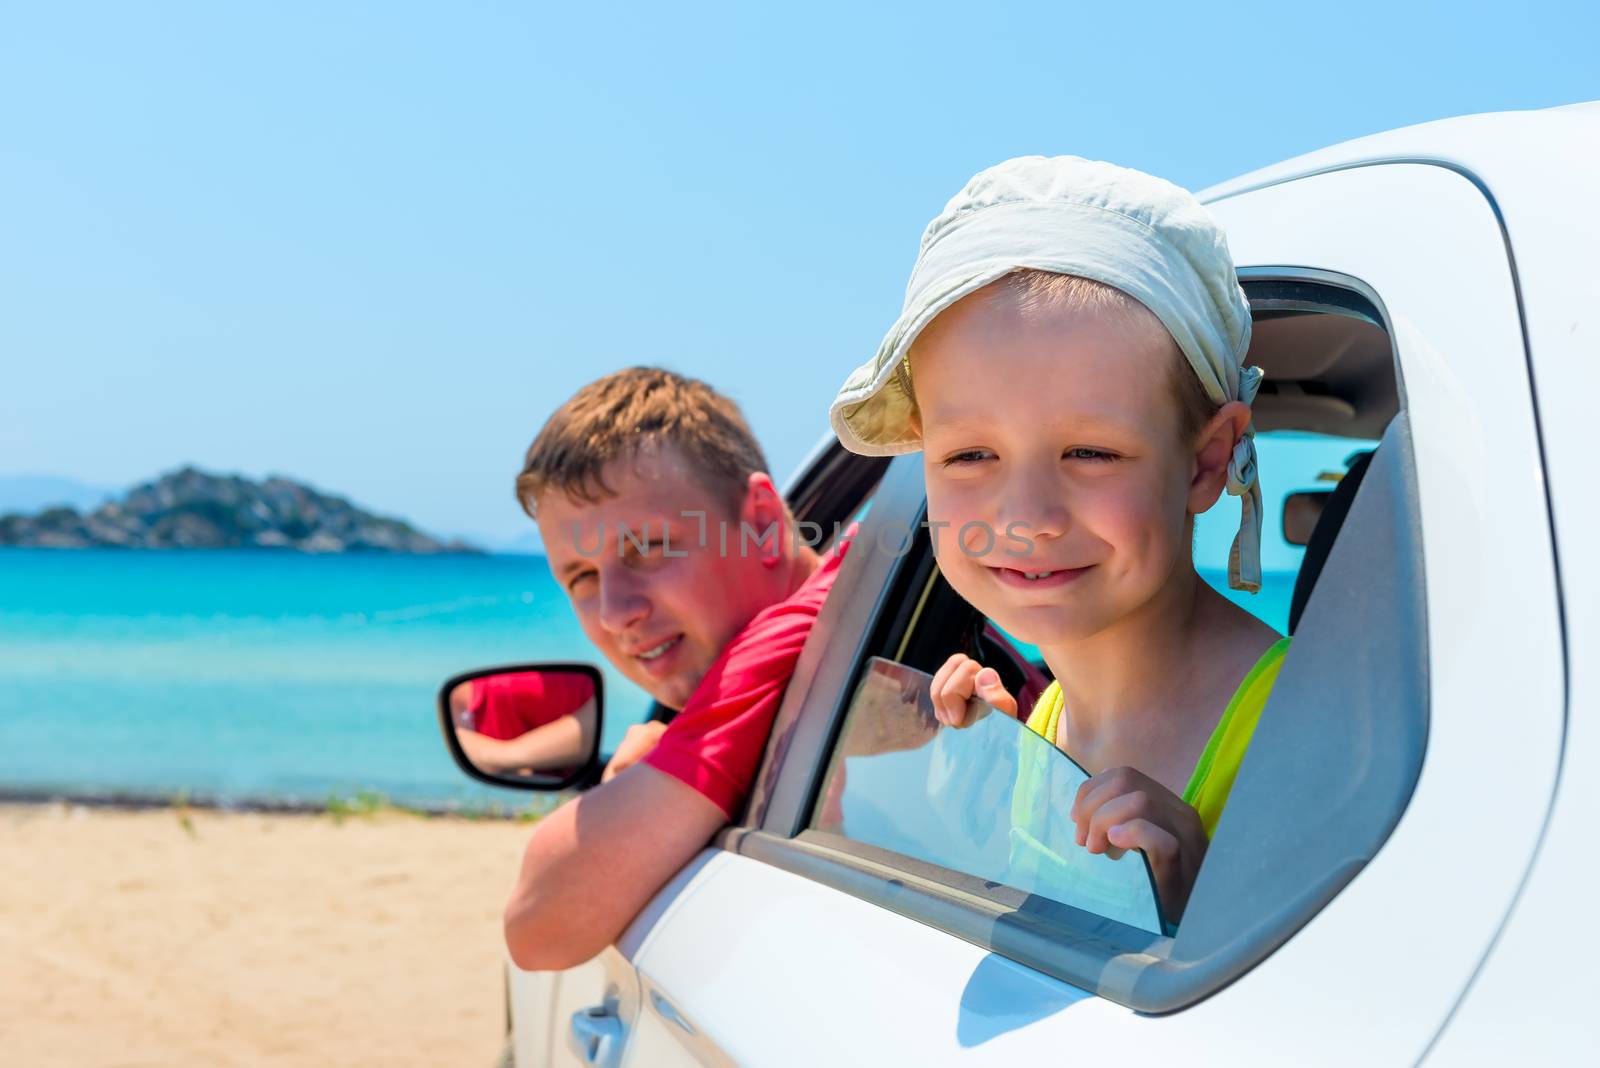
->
[[812, 656, 1164, 934]]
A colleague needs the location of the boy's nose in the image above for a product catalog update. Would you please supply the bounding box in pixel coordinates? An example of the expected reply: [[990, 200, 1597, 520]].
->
[[998, 472, 1072, 544]]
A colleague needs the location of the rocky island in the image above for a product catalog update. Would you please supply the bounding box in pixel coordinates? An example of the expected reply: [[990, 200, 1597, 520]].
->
[[0, 467, 478, 553]]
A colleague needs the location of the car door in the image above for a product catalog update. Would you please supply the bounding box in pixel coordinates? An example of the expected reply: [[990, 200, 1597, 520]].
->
[[586, 160, 1564, 1066]]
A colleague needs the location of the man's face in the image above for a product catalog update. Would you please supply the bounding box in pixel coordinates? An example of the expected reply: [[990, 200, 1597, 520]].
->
[[911, 284, 1209, 647], [536, 444, 780, 710]]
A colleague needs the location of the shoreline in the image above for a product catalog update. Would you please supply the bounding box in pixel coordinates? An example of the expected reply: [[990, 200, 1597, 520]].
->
[[0, 785, 560, 820]]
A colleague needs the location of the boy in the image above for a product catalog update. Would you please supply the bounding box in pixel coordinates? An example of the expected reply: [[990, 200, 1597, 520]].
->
[[503, 367, 849, 969], [829, 156, 1285, 921]]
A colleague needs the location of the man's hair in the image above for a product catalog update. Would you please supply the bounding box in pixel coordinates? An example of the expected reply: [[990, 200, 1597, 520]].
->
[[516, 367, 770, 519], [905, 270, 1218, 445]]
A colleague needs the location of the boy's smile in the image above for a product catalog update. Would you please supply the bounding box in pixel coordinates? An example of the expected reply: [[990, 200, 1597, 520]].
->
[[988, 564, 1093, 590], [910, 276, 1216, 647]]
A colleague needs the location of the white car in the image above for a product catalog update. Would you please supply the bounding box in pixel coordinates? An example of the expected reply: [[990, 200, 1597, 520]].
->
[[444, 100, 1598, 1066]]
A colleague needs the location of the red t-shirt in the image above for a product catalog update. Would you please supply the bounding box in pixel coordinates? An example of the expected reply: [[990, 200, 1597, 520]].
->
[[470, 671, 595, 741], [641, 531, 853, 819]]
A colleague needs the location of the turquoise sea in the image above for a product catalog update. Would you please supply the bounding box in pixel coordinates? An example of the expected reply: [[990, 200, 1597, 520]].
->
[[0, 549, 656, 808], [0, 549, 1294, 808]]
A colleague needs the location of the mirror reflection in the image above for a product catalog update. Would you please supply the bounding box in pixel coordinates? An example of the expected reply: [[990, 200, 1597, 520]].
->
[[447, 668, 600, 785]]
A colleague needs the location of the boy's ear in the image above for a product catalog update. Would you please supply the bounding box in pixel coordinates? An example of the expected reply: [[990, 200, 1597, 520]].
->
[[1187, 401, 1252, 514]]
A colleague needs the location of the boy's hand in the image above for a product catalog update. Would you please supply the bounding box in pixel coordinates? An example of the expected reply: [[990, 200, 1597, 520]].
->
[[1071, 767, 1208, 921], [930, 653, 1018, 728], [602, 720, 668, 782]]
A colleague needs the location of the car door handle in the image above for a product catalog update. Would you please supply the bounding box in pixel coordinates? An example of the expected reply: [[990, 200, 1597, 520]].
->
[[568, 1004, 623, 1068], [649, 989, 695, 1035]]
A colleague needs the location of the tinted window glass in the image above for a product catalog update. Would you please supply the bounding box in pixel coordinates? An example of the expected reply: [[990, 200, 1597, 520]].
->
[[812, 656, 1164, 934]]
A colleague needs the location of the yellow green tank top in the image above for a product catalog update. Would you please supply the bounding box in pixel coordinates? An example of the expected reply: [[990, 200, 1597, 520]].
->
[[1023, 637, 1291, 838]]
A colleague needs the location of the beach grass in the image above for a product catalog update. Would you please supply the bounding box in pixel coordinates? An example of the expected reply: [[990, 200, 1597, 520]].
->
[[319, 787, 559, 824], [0, 785, 562, 825]]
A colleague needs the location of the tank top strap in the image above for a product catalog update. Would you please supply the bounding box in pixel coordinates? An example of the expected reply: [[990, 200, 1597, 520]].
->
[[1021, 638, 1290, 839], [1025, 681, 1064, 744], [1182, 636, 1293, 837]]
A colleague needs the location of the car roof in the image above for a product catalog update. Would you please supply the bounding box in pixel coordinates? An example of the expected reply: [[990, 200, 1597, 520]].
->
[[1196, 99, 1600, 204]]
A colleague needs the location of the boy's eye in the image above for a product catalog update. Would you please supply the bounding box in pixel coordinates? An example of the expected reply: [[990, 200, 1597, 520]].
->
[[1064, 447, 1118, 463], [567, 571, 597, 594], [941, 448, 996, 467]]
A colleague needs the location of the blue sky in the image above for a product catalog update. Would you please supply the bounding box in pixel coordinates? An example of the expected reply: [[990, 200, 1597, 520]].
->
[[2, 1, 1595, 545]]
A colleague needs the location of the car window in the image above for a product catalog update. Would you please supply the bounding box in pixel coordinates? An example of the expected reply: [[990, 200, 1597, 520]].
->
[[815, 495, 873, 551], [811, 656, 1164, 934], [791, 355, 1398, 949], [1194, 429, 1377, 633], [763, 277, 1437, 1010]]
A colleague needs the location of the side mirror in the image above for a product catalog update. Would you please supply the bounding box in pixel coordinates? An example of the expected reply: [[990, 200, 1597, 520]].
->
[[438, 664, 604, 791]]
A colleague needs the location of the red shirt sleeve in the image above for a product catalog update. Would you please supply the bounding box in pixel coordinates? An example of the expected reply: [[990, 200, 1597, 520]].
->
[[475, 671, 595, 740], [641, 533, 852, 819]]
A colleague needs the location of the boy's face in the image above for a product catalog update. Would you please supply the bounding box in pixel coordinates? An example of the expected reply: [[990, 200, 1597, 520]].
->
[[537, 444, 785, 710], [911, 285, 1218, 646]]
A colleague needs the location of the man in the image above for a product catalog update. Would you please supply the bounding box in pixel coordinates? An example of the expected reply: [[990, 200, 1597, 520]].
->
[[502, 367, 851, 970]]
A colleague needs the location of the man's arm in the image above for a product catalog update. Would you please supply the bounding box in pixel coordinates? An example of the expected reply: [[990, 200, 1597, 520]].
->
[[506, 535, 850, 971], [503, 762, 725, 971]]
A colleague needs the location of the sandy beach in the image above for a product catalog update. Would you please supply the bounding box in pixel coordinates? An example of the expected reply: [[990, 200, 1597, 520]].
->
[[0, 802, 533, 1067]]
